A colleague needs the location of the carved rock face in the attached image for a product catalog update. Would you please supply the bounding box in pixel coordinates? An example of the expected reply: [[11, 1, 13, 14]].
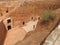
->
[[0, 21, 7, 45]]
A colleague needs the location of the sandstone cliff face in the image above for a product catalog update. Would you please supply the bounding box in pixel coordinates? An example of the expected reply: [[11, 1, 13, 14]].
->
[[0, 21, 7, 45], [0, 0, 60, 45]]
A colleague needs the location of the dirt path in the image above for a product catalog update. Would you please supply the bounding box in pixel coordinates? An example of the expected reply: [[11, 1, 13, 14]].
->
[[43, 24, 60, 45]]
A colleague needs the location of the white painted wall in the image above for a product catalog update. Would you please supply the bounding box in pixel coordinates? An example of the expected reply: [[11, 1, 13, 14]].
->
[[22, 19, 38, 32]]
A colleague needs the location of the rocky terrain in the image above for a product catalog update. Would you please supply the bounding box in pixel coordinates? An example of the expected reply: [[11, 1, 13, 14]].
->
[[0, 0, 60, 45]]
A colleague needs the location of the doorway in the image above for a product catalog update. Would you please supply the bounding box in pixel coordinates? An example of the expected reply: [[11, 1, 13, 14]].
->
[[7, 25, 11, 30]]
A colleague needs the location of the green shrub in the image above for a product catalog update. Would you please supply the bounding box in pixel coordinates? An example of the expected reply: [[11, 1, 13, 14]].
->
[[41, 10, 56, 25]]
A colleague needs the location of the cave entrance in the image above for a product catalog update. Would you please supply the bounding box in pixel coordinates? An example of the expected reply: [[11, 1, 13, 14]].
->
[[7, 19, 11, 23], [7, 25, 11, 30]]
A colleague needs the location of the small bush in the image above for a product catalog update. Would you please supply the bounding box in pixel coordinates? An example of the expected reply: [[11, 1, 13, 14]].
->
[[41, 10, 56, 25], [48, 14, 56, 21]]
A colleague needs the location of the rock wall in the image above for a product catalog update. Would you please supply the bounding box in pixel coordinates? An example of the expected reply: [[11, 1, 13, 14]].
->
[[0, 21, 7, 45]]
